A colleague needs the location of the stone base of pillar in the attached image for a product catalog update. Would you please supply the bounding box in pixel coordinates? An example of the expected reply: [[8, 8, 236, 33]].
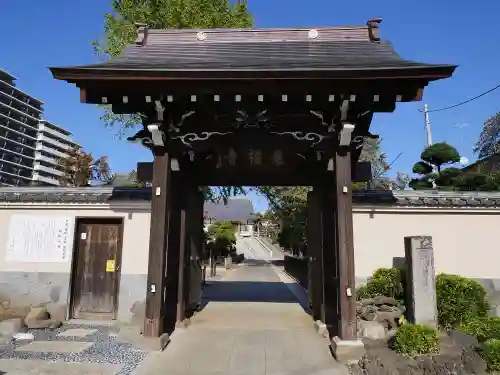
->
[[330, 336, 365, 364], [118, 327, 170, 351], [175, 318, 191, 329], [313, 320, 328, 339]]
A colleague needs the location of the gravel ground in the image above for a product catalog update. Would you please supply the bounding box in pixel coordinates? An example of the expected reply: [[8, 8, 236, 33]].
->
[[0, 323, 148, 375]]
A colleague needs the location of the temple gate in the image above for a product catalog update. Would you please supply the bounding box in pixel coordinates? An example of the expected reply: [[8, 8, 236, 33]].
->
[[50, 20, 455, 349]]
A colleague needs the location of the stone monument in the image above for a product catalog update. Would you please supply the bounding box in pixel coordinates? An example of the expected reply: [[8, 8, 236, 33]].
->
[[404, 236, 438, 328]]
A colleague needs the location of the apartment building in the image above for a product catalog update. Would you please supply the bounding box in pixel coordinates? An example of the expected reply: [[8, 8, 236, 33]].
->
[[33, 120, 80, 186], [0, 68, 79, 186], [0, 69, 42, 186]]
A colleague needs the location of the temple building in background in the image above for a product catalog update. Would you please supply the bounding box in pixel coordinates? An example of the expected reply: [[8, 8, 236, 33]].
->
[[0, 68, 78, 186]]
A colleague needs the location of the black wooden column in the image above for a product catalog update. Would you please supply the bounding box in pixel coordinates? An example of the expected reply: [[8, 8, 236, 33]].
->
[[307, 189, 324, 322], [320, 181, 339, 338], [186, 187, 205, 313], [333, 151, 357, 341], [175, 173, 188, 326], [163, 171, 185, 333], [143, 149, 172, 338]]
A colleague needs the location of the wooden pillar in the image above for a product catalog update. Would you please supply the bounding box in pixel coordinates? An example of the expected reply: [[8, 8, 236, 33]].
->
[[186, 187, 205, 313], [165, 172, 185, 333], [307, 189, 324, 322], [320, 182, 339, 337], [175, 175, 188, 326], [143, 149, 172, 338], [334, 151, 357, 340]]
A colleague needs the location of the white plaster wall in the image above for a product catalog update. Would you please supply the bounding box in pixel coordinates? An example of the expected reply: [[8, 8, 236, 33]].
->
[[0, 206, 151, 275], [353, 207, 500, 279], [1, 204, 499, 283]]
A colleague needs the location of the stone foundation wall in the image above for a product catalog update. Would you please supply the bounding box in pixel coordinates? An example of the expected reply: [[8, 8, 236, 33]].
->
[[0, 271, 148, 325], [0, 271, 69, 322]]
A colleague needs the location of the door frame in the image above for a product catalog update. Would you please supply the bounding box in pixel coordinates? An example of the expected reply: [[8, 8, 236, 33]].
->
[[68, 217, 125, 320]]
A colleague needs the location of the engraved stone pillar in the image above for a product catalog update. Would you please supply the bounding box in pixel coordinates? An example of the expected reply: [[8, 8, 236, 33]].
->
[[404, 236, 438, 328]]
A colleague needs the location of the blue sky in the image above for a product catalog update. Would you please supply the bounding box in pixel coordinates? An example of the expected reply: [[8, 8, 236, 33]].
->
[[2, 1, 500, 212]]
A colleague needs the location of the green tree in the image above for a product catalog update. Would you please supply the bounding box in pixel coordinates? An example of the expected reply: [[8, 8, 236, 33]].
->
[[94, 0, 253, 202], [391, 172, 411, 190], [421, 142, 461, 173], [257, 186, 309, 255], [474, 112, 500, 159], [93, 0, 253, 135], [57, 146, 112, 187], [359, 137, 392, 189], [206, 220, 237, 257], [409, 143, 461, 190]]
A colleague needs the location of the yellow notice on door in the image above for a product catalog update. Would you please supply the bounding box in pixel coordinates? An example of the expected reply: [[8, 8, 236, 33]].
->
[[106, 260, 116, 272]]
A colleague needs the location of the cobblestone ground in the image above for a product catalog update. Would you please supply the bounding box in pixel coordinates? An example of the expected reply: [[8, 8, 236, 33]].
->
[[0, 323, 150, 375]]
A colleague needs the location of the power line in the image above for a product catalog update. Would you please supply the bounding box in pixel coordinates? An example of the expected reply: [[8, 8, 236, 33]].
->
[[417, 83, 500, 113]]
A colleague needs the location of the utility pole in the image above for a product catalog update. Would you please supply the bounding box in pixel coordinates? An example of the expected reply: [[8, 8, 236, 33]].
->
[[423, 104, 433, 147]]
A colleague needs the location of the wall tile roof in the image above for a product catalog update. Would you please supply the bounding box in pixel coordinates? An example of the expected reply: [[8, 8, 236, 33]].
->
[[1, 188, 500, 208]]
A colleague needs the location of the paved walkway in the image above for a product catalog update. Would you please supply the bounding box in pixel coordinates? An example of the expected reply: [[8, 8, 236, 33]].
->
[[140, 238, 349, 375]]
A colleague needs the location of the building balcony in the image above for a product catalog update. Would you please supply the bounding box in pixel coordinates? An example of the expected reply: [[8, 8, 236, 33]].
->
[[0, 77, 43, 109], [0, 91, 43, 115], [34, 152, 58, 166], [35, 143, 67, 159], [36, 134, 72, 152], [0, 122, 37, 141], [0, 169, 32, 182], [38, 123, 77, 145], [0, 157, 33, 171], [32, 172, 60, 186], [0, 101, 41, 124], [34, 163, 63, 177], [0, 112, 38, 132], [0, 134, 36, 151]]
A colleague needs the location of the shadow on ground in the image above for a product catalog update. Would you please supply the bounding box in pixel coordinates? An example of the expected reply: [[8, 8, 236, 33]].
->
[[198, 260, 311, 316]]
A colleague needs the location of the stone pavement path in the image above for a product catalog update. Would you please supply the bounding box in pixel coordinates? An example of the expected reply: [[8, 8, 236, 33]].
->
[[0, 322, 149, 375], [141, 239, 349, 375]]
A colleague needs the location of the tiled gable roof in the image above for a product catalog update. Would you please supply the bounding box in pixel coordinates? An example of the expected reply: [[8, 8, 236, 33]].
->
[[50, 24, 455, 78]]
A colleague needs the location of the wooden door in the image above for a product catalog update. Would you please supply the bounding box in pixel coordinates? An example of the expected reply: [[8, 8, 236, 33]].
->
[[71, 219, 123, 320]]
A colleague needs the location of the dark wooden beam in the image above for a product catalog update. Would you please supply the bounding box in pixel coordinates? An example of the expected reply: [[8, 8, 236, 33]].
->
[[79, 88, 87, 103], [143, 149, 171, 338], [79, 79, 428, 107], [334, 150, 357, 340], [137, 161, 372, 185]]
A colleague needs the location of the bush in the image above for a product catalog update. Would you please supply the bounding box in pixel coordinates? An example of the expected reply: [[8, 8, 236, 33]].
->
[[483, 339, 500, 372], [356, 284, 370, 300], [459, 316, 500, 343], [436, 274, 489, 328], [356, 267, 404, 300], [394, 324, 440, 356]]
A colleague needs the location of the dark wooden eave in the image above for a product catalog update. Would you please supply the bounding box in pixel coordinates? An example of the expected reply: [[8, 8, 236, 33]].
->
[[49, 24, 456, 83]]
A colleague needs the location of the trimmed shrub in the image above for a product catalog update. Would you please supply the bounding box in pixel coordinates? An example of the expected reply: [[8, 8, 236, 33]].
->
[[483, 339, 500, 372], [436, 274, 489, 328], [459, 316, 500, 342], [356, 267, 404, 300], [394, 324, 440, 356], [356, 284, 370, 300]]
